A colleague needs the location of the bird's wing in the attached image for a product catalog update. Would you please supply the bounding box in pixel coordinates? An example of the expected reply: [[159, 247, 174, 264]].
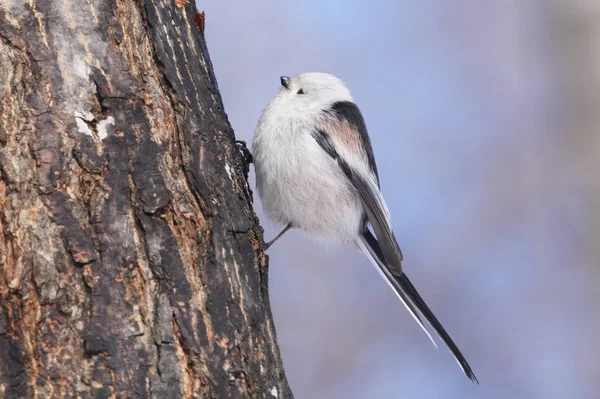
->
[[314, 101, 401, 273], [312, 101, 478, 383]]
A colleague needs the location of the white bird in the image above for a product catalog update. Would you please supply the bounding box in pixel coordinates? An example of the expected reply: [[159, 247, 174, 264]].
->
[[252, 72, 478, 383]]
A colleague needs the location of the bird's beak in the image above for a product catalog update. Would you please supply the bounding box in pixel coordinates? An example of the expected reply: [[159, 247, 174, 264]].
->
[[280, 76, 291, 89]]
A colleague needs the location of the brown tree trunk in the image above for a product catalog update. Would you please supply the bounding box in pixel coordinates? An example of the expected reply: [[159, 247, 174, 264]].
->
[[545, 0, 600, 266], [0, 1, 292, 398]]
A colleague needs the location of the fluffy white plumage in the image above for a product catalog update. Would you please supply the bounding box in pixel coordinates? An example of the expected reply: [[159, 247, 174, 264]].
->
[[252, 72, 478, 383], [253, 73, 364, 245]]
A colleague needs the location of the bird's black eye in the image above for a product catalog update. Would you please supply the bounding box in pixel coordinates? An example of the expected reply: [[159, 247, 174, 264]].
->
[[296, 88, 305, 95]]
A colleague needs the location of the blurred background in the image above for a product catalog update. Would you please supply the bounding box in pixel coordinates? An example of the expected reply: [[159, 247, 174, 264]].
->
[[200, 1, 600, 398]]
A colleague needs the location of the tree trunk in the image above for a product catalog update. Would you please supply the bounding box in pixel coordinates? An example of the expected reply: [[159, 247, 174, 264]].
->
[[0, 1, 292, 398], [545, 0, 600, 266]]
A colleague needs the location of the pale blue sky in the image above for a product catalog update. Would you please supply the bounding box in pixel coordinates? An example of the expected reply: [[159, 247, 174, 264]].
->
[[200, 1, 599, 397]]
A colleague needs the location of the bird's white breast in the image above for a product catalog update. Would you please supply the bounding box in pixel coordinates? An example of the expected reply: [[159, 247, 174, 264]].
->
[[253, 116, 364, 245]]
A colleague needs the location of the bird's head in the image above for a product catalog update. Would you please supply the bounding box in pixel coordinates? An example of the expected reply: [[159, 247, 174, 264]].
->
[[268, 72, 354, 118]]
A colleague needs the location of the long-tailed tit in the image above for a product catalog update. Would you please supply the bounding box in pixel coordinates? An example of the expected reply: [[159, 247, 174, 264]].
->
[[252, 73, 478, 382]]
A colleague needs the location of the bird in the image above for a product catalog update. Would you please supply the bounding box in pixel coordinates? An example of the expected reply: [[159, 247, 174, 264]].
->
[[251, 72, 478, 383]]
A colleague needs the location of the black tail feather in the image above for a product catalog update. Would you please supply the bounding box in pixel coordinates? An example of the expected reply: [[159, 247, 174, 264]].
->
[[360, 230, 479, 383], [397, 273, 479, 383]]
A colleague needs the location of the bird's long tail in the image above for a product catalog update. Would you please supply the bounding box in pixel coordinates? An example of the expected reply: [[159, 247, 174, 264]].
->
[[357, 230, 479, 383]]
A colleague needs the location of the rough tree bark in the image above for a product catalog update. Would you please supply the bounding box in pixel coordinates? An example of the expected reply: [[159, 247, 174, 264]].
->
[[0, 0, 292, 398]]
